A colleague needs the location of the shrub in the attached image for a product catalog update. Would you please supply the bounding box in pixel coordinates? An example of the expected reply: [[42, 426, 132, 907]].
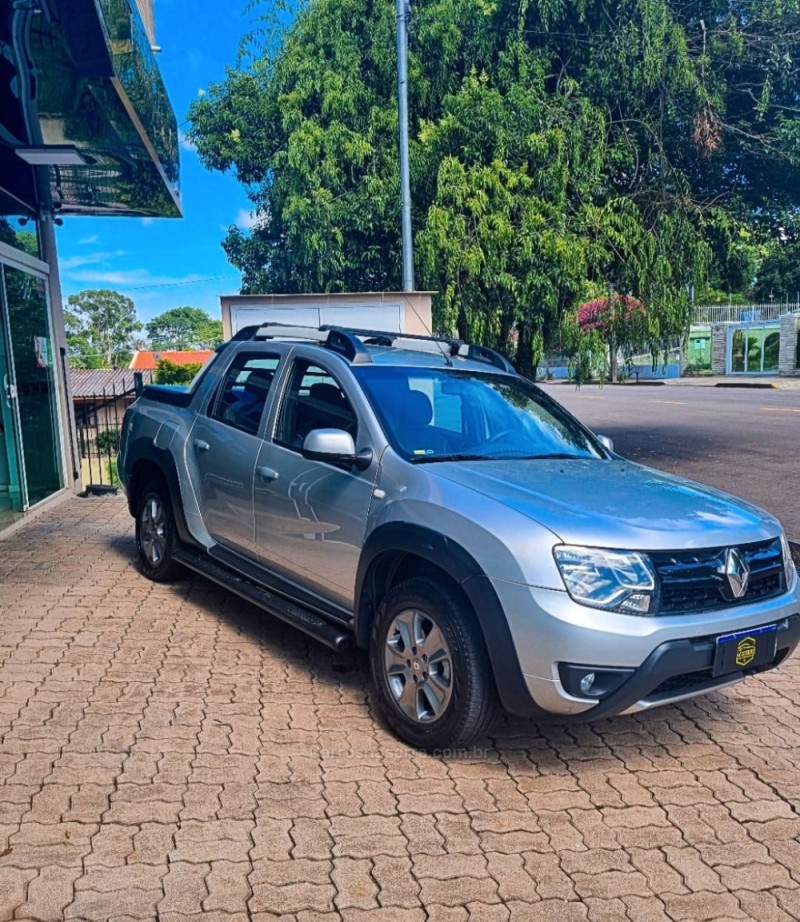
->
[[95, 428, 120, 454]]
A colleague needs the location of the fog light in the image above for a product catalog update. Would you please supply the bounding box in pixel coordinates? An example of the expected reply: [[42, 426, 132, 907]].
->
[[559, 664, 636, 700]]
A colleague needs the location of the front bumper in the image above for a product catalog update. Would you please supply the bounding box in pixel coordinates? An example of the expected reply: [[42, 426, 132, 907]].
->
[[492, 575, 800, 720], [554, 615, 800, 721]]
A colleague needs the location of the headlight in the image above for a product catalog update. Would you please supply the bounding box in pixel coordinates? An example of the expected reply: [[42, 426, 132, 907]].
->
[[781, 533, 797, 590], [553, 545, 657, 615]]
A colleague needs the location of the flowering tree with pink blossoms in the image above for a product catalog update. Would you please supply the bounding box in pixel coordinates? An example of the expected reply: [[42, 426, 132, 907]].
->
[[570, 294, 648, 383]]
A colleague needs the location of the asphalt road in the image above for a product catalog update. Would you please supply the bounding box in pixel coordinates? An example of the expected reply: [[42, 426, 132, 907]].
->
[[542, 383, 800, 541]]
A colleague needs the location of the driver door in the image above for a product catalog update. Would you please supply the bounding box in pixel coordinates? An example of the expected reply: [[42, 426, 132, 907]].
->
[[254, 357, 378, 608]]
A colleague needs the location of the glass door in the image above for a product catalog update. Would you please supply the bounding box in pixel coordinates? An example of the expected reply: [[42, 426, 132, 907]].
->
[[0, 295, 23, 526], [0, 264, 64, 508], [729, 324, 781, 375]]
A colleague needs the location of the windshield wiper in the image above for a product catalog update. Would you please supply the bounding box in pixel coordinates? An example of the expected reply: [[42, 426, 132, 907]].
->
[[409, 453, 494, 464], [410, 451, 593, 464], [523, 452, 590, 460]]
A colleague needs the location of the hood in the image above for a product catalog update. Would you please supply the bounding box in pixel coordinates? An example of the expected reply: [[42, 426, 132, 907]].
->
[[427, 458, 781, 550]]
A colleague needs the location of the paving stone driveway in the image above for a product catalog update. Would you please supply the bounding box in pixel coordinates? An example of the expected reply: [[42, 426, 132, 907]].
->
[[2, 497, 800, 921]]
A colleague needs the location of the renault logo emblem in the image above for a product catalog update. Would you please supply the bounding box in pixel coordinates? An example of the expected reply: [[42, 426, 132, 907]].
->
[[724, 548, 750, 599]]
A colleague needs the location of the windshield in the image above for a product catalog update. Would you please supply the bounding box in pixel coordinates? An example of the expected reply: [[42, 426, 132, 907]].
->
[[354, 366, 607, 462]]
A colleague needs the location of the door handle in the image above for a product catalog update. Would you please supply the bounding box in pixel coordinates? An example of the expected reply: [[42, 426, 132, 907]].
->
[[257, 465, 279, 482], [193, 438, 210, 452]]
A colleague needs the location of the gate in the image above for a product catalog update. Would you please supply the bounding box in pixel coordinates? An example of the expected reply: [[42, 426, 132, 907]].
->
[[72, 371, 148, 491]]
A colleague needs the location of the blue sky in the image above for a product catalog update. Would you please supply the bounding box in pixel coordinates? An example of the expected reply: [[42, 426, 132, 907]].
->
[[56, 1, 258, 325]]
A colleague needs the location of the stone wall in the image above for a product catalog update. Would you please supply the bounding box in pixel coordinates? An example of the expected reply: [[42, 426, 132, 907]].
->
[[711, 323, 728, 375], [779, 313, 800, 376]]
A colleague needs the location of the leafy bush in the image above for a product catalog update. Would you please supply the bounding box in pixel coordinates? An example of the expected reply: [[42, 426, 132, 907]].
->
[[95, 428, 121, 454], [154, 358, 202, 385]]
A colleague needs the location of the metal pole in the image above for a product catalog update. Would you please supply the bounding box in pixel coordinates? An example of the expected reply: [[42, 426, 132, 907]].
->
[[396, 0, 415, 291]]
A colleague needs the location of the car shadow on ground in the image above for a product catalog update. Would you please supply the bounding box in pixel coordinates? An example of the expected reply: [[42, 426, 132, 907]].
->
[[104, 530, 776, 762]]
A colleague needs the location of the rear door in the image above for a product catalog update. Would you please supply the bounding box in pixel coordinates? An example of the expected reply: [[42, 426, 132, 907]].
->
[[188, 350, 281, 555]]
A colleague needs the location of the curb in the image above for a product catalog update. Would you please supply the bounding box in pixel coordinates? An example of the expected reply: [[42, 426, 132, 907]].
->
[[714, 382, 778, 389], [540, 380, 667, 386]]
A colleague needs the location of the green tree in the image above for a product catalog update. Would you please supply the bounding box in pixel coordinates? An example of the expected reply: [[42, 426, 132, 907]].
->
[[146, 307, 223, 350], [154, 358, 203, 385], [65, 289, 141, 369], [0, 219, 38, 257], [753, 233, 800, 303], [188, 0, 800, 374]]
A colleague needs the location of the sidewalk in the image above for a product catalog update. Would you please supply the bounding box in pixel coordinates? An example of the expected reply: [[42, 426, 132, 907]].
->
[[547, 375, 800, 389], [2, 496, 800, 920], [667, 375, 800, 389]]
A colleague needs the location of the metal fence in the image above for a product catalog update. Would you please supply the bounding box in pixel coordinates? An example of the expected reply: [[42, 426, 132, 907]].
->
[[73, 378, 139, 492], [692, 302, 799, 325]]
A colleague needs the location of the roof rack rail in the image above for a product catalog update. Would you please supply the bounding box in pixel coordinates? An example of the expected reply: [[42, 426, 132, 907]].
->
[[230, 322, 516, 373], [322, 325, 462, 350], [253, 323, 328, 342], [250, 323, 372, 365], [230, 324, 261, 341], [457, 343, 516, 374], [323, 328, 372, 365]]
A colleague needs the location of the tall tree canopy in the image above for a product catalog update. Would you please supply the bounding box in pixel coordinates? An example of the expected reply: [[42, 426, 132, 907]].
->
[[188, 0, 800, 374], [65, 289, 141, 369], [146, 307, 223, 350]]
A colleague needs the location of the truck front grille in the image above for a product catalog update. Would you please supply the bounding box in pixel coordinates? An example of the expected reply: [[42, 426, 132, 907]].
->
[[650, 539, 785, 615]]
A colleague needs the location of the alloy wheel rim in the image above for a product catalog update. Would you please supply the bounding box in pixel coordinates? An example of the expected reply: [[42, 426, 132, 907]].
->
[[140, 496, 167, 565], [384, 607, 453, 723]]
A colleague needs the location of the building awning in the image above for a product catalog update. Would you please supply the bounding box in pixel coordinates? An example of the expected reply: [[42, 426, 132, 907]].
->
[[0, 0, 181, 218]]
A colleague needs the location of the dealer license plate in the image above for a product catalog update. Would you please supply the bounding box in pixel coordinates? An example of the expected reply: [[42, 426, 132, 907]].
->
[[713, 624, 778, 678]]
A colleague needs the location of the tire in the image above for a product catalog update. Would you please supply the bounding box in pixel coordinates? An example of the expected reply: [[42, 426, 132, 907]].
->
[[370, 577, 500, 750], [135, 479, 184, 582]]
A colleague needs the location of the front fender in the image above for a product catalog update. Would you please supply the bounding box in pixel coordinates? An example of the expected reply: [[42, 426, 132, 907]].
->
[[355, 522, 548, 718]]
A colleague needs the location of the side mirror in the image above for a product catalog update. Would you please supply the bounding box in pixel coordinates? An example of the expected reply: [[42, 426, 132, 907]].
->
[[596, 434, 614, 453], [302, 429, 373, 470]]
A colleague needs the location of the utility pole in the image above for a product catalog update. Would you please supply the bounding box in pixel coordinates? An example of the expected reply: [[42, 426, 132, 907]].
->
[[396, 0, 414, 291]]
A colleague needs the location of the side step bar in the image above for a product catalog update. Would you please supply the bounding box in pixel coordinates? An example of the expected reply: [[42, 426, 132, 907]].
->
[[173, 547, 353, 651]]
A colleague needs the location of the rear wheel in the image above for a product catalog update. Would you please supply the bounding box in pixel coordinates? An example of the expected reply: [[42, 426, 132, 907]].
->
[[370, 577, 499, 750], [135, 480, 183, 582]]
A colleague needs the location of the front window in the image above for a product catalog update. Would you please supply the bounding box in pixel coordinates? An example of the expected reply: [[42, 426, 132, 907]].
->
[[275, 360, 357, 450], [354, 367, 606, 462]]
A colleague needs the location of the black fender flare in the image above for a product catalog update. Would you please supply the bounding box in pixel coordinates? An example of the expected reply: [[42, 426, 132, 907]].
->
[[125, 438, 195, 547], [355, 523, 547, 718]]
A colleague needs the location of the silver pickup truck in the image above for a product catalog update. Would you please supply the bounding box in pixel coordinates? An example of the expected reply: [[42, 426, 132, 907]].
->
[[119, 324, 800, 750]]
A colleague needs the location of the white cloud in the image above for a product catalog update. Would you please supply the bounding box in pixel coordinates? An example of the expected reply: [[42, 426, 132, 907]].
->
[[60, 250, 126, 271], [235, 209, 256, 230], [235, 209, 265, 231], [66, 268, 211, 288], [78, 234, 99, 245], [178, 129, 197, 153], [140, 217, 154, 227], [197, 88, 207, 98]]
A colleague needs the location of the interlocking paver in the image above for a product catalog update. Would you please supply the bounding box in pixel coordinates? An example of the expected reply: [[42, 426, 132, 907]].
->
[[4, 496, 800, 920]]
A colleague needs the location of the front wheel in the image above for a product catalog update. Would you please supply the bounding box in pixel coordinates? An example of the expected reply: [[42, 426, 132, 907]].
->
[[370, 577, 499, 750], [135, 480, 183, 582]]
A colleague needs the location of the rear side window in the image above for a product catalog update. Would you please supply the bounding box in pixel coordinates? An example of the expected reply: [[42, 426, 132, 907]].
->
[[211, 352, 280, 435]]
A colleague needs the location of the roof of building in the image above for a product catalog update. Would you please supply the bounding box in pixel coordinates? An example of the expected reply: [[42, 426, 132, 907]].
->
[[130, 350, 215, 371], [69, 368, 153, 399]]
